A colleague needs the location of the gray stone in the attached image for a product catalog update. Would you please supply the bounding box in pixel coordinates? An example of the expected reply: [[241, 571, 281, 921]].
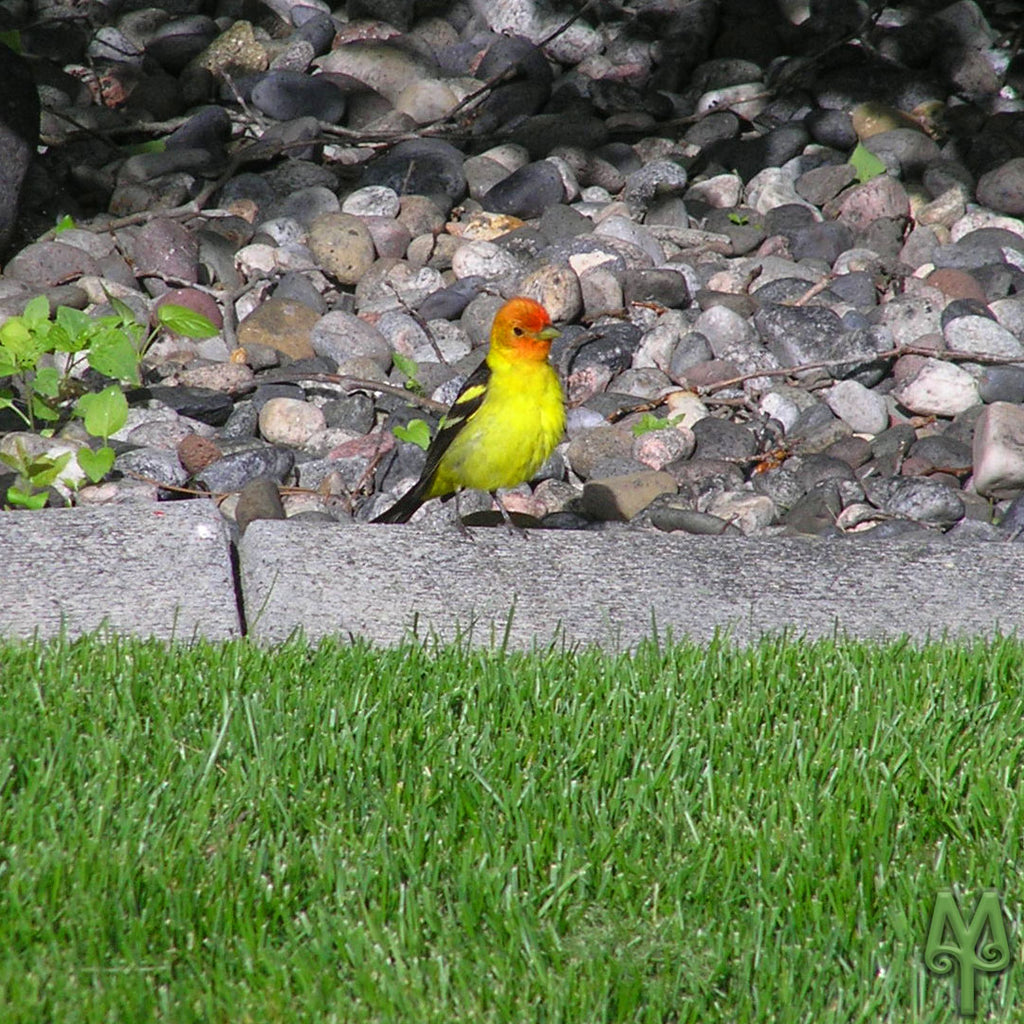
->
[[0, 501, 239, 639]]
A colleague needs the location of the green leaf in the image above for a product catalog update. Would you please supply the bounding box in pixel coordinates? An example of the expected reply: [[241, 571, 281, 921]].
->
[[77, 445, 116, 483], [6, 486, 48, 510], [631, 412, 669, 437], [108, 296, 140, 327], [393, 418, 432, 451], [21, 295, 50, 328], [55, 306, 94, 350], [33, 366, 60, 399], [156, 303, 219, 339], [0, 349, 19, 377], [87, 330, 140, 384], [850, 142, 886, 184], [53, 214, 76, 234], [727, 212, 749, 225], [393, 351, 419, 379], [0, 317, 41, 366], [30, 394, 60, 422], [0, 30, 22, 53], [76, 385, 128, 439], [123, 139, 167, 156], [24, 450, 72, 488]]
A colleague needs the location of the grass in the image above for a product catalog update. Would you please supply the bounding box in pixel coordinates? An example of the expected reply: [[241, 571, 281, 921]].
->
[[1, 633, 1022, 1023]]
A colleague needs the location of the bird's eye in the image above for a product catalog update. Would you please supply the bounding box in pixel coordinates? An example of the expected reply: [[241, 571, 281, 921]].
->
[[513, 326, 524, 336]]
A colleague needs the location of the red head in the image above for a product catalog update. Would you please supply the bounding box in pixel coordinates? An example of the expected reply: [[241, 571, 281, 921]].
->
[[489, 297, 560, 362]]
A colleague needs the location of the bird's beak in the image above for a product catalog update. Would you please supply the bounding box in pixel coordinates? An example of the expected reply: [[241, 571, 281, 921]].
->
[[539, 326, 560, 340]]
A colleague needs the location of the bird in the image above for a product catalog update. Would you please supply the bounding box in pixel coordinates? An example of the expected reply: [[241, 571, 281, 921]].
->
[[372, 296, 564, 530]]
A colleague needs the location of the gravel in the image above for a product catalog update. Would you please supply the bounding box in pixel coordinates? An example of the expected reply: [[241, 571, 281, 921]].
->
[[2, 0, 1024, 554]]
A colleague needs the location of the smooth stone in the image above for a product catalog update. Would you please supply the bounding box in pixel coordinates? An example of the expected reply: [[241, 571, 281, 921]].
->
[[972, 402, 1024, 498], [360, 138, 467, 201], [862, 475, 965, 527], [481, 160, 566, 220], [823, 379, 889, 435], [976, 158, 1024, 216], [307, 212, 376, 285], [310, 310, 392, 371], [892, 358, 981, 417], [235, 476, 286, 534], [581, 471, 678, 521], [944, 315, 1024, 360], [194, 445, 295, 492], [236, 298, 319, 360], [258, 396, 326, 446], [250, 70, 346, 121]]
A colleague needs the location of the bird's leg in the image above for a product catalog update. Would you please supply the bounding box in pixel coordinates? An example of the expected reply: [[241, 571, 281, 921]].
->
[[452, 491, 473, 539], [492, 491, 528, 538]]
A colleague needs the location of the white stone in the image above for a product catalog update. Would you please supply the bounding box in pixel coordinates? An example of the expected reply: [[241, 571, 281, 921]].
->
[[341, 185, 401, 218], [258, 397, 326, 447], [893, 358, 981, 416], [664, 390, 710, 429], [705, 491, 776, 535], [824, 379, 889, 435], [972, 401, 1024, 498], [451, 240, 522, 281], [944, 315, 1024, 360], [685, 173, 743, 208]]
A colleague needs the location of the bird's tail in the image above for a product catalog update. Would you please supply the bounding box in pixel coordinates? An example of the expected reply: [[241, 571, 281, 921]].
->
[[371, 481, 429, 523]]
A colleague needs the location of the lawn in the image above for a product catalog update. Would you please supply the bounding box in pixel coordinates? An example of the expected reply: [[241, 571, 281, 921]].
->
[[0, 633, 1021, 1022]]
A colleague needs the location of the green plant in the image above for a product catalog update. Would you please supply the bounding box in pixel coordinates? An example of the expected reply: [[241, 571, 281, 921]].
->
[[392, 418, 431, 450], [631, 412, 682, 437], [0, 441, 72, 509], [850, 141, 887, 184], [392, 351, 423, 395], [0, 296, 217, 504], [727, 211, 749, 225]]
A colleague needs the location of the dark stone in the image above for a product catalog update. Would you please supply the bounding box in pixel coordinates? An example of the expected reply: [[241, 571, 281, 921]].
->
[[250, 71, 347, 122], [789, 220, 854, 263], [361, 138, 467, 202], [804, 108, 857, 149], [416, 276, 486, 321], [691, 417, 758, 461], [146, 15, 218, 72], [131, 385, 235, 426], [620, 268, 690, 308], [939, 298, 995, 328], [977, 365, 1024, 404], [648, 504, 743, 536], [322, 393, 375, 434], [829, 271, 878, 308], [567, 323, 644, 376], [863, 475, 965, 526], [235, 476, 286, 535], [481, 161, 565, 220], [195, 445, 295, 493]]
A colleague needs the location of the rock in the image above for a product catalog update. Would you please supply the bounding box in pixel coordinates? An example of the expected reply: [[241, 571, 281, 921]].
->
[[481, 161, 566, 219], [0, 44, 39, 256], [360, 138, 467, 201], [308, 212, 376, 285], [972, 402, 1024, 498], [194, 445, 295, 493], [235, 476, 286, 534], [177, 433, 222, 475], [823, 379, 889, 435], [250, 70, 347, 122], [944, 315, 1024, 360], [976, 158, 1024, 216], [581, 471, 678, 521], [863, 475, 965, 527], [893, 358, 981, 417], [648, 504, 743, 536], [705, 491, 776, 535], [236, 298, 319, 360], [341, 186, 401, 219], [632, 427, 695, 470], [310, 310, 392, 371], [258, 396, 326, 446], [517, 263, 582, 322]]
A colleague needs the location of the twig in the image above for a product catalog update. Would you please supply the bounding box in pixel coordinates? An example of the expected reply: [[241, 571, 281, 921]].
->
[[237, 371, 448, 413], [693, 345, 1024, 396]]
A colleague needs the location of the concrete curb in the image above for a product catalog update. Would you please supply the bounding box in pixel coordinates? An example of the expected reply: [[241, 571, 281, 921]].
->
[[0, 501, 241, 641], [3, 501, 1021, 646]]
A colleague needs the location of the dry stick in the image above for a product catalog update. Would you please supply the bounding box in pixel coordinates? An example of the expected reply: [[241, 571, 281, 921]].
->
[[239, 372, 448, 414], [694, 345, 1024, 396]]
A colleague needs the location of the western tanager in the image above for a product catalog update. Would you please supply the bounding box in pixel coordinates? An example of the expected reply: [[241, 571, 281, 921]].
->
[[373, 296, 564, 527]]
